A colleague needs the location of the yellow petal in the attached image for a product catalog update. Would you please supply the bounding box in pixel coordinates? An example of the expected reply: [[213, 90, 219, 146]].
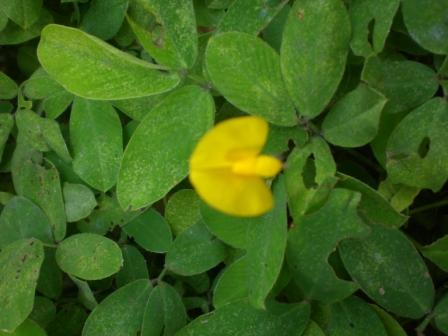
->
[[189, 169, 273, 217], [232, 155, 283, 178], [190, 116, 268, 170]]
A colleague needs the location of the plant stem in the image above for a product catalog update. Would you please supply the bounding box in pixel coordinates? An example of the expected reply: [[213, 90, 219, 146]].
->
[[409, 199, 448, 215], [416, 312, 434, 336]]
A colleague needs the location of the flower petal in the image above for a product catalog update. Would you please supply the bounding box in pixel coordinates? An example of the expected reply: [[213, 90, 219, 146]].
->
[[190, 169, 273, 217], [189, 116, 268, 170]]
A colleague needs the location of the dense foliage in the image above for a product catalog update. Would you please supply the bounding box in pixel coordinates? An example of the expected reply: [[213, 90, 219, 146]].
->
[[0, 0, 447, 335]]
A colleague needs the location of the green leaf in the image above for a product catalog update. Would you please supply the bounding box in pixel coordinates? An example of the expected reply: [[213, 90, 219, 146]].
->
[[127, 0, 197, 69], [205, 32, 296, 126], [336, 173, 408, 228], [420, 235, 448, 272], [46, 304, 87, 336], [377, 178, 420, 213], [213, 178, 287, 308], [16, 109, 72, 162], [177, 301, 310, 336], [0, 196, 53, 249], [112, 94, 167, 121], [116, 244, 149, 288], [37, 248, 63, 299], [315, 296, 388, 336], [285, 137, 337, 222], [262, 124, 308, 156], [37, 24, 180, 100], [370, 305, 407, 336], [165, 189, 201, 236], [339, 223, 434, 318], [70, 98, 123, 192], [0, 239, 44, 332], [81, 0, 128, 40], [63, 183, 97, 222], [12, 137, 66, 241], [386, 98, 448, 192], [434, 294, 448, 334], [0, 0, 42, 29], [281, 0, 350, 118], [349, 0, 400, 57], [322, 84, 386, 148], [286, 188, 369, 303], [82, 279, 152, 336], [117, 85, 214, 210], [217, 0, 288, 35], [0, 319, 47, 336], [23, 68, 73, 119], [0, 71, 18, 99], [361, 57, 439, 114], [68, 274, 98, 311], [56, 233, 123, 280], [0, 113, 13, 161], [303, 321, 325, 336], [141, 282, 187, 336], [0, 9, 52, 45], [402, 0, 448, 54], [29, 296, 56, 328], [165, 222, 227, 276], [122, 208, 172, 253]]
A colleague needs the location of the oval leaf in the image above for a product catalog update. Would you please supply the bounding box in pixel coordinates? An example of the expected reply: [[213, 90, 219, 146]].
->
[[281, 0, 350, 118], [117, 85, 214, 210], [70, 98, 123, 192], [56, 233, 123, 280], [37, 24, 180, 100], [206, 32, 296, 126]]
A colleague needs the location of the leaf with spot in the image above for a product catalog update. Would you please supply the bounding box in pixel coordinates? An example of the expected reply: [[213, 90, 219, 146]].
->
[[141, 282, 187, 336], [217, 0, 288, 35], [336, 173, 408, 228], [0, 196, 53, 249], [205, 32, 296, 126], [117, 85, 214, 210], [286, 188, 369, 303], [176, 301, 310, 336], [115, 245, 149, 288], [37, 24, 180, 99], [386, 98, 448, 192], [55, 233, 123, 280], [11, 136, 66, 241], [165, 189, 201, 236], [82, 279, 152, 336], [281, 0, 350, 118], [16, 109, 72, 162], [63, 183, 97, 222], [314, 296, 388, 336], [322, 84, 386, 148], [213, 178, 287, 309], [165, 222, 227, 276], [81, 0, 128, 40], [0, 239, 44, 332], [122, 208, 172, 253], [285, 137, 337, 223], [361, 57, 439, 114], [402, 0, 448, 54], [70, 98, 123, 192], [127, 0, 197, 69], [348, 0, 400, 57], [339, 223, 434, 318]]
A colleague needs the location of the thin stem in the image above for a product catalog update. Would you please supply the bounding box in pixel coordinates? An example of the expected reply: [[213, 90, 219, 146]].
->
[[416, 312, 434, 336], [155, 268, 167, 284], [409, 199, 448, 215]]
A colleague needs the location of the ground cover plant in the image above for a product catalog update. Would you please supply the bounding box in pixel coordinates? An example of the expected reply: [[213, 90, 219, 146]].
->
[[0, 0, 447, 335]]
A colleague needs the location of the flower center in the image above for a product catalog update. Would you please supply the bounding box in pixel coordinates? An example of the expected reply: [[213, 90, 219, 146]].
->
[[231, 155, 282, 178]]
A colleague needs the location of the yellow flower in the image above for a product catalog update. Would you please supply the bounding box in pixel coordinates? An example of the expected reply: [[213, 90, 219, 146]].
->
[[189, 116, 282, 217]]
